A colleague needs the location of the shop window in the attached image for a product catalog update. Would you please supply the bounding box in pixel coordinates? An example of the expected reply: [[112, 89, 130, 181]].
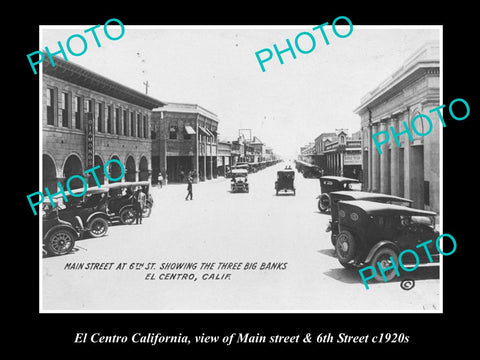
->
[[143, 115, 148, 138], [130, 112, 135, 137], [46, 88, 55, 125], [123, 110, 128, 136], [137, 113, 142, 138], [107, 105, 113, 133], [61, 92, 69, 127], [169, 125, 178, 139], [97, 102, 104, 132], [115, 108, 121, 135], [74, 96, 82, 129]]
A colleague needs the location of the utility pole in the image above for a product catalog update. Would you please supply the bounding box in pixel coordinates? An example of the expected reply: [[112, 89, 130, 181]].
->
[[137, 52, 149, 95]]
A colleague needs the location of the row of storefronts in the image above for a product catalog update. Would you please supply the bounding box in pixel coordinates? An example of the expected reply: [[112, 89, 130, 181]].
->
[[42, 55, 279, 192], [299, 42, 440, 213], [300, 130, 363, 180]]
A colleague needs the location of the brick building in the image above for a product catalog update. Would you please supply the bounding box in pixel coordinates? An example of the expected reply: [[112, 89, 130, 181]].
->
[[42, 56, 165, 192], [354, 42, 440, 212], [151, 103, 219, 183]]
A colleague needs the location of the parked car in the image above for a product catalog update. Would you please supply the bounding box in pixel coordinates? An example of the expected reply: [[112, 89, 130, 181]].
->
[[334, 200, 439, 282], [230, 169, 249, 193], [43, 204, 84, 256], [317, 176, 360, 212], [275, 169, 295, 195], [226, 163, 250, 178], [103, 181, 152, 224], [327, 191, 413, 246], [52, 187, 110, 238], [294, 160, 322, 178]]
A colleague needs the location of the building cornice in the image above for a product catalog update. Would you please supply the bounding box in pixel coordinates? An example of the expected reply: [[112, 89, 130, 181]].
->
[[43, 55, 166, 110]]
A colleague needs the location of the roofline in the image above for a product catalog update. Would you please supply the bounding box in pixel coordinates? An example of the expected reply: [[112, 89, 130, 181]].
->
[[354, 41, 439, 114], [43, 55, 166, 110], [153, 102, 218, 121]]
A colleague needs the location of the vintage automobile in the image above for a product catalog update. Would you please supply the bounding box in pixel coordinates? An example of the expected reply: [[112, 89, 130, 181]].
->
[[327, 191, 413, 246], [317, 176, 360, 212], [52, 187, 110, 238], [334, 200, 439, 282], [294, 160, 322, 178], [103, 181, 152, 224], [275, 169, 295, 195], [230, 169, 249, 193], [43, 204, 84, 256], [226, 163, 250, 178]]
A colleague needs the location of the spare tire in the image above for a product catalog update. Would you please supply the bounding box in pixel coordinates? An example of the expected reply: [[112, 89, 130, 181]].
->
[[335, 230, 356, 267], [318, 194, 330, 212]]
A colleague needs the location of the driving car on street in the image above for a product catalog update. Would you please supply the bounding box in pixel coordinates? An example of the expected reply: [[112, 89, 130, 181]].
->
[[230, 169, 249, 193], [275, 169, 296, 195]]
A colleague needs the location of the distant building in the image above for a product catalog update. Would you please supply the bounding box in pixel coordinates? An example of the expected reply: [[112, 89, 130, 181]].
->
[[354, 42, 440, 212], [315, 130, 362, 179], [217, 140, 232, 176], [151, 103, 218, 183], [299, 142, 315, 163]]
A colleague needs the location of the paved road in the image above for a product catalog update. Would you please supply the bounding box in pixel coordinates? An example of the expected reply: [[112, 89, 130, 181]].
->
[[42, 162, 441, 312]]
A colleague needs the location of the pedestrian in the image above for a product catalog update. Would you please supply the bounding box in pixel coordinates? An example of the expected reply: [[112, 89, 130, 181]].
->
[[157, 172, 163, 188], [134, 187, 146, 224], [185, 177, 193, 201]]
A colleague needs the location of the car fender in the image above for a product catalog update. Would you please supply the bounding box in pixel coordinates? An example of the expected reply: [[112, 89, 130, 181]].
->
[[364, 240, 400, 264], [119, 204, 135, 214], [86, 212, 110, 225]]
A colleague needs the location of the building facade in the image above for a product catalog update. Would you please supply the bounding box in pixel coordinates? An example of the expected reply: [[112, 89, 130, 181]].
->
[[217, 140, 232, 176], [354, 42, 440, 212], [42, 56, 165, 192], [318, 130, 362, 178], [151, 103, 219, 183]]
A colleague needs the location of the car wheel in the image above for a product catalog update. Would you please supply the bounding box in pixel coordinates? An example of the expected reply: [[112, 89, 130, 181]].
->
[[45, 228, 76, 256], [335, 230, 356, 267], [318, 194, 330, 212], [120, 207, 135, 225], [88, 217, 109, 238], [370, 247, 399, 282], [143, 205, 152, 217]]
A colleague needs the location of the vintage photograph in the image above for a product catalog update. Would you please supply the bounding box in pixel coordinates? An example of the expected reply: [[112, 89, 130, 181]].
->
[[38, 24, 442, 312]]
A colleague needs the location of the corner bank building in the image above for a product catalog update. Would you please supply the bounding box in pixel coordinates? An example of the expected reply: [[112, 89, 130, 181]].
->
[[354, 42, 440, 213], [42, 56, 165, 192]]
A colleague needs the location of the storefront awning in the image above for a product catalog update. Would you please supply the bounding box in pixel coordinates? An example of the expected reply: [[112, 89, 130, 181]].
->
[[204, 128, 215, 137], [198, 126, 214, 137], [184, 125, 196, 135]]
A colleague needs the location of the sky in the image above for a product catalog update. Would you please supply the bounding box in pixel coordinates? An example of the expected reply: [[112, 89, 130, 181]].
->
[[40, 24, 440, 159]]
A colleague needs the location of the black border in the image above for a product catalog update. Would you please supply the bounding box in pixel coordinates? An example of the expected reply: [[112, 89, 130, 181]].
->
[[17, 3, 475, 355]]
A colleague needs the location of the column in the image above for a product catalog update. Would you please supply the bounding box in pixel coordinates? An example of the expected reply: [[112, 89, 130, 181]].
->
[[380, 120, 390, 194], [371, 123, 380, 192], [390, 116, 400, 196]]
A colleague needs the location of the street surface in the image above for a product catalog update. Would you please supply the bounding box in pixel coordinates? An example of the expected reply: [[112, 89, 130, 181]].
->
[[42, 162, 441, 312]]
